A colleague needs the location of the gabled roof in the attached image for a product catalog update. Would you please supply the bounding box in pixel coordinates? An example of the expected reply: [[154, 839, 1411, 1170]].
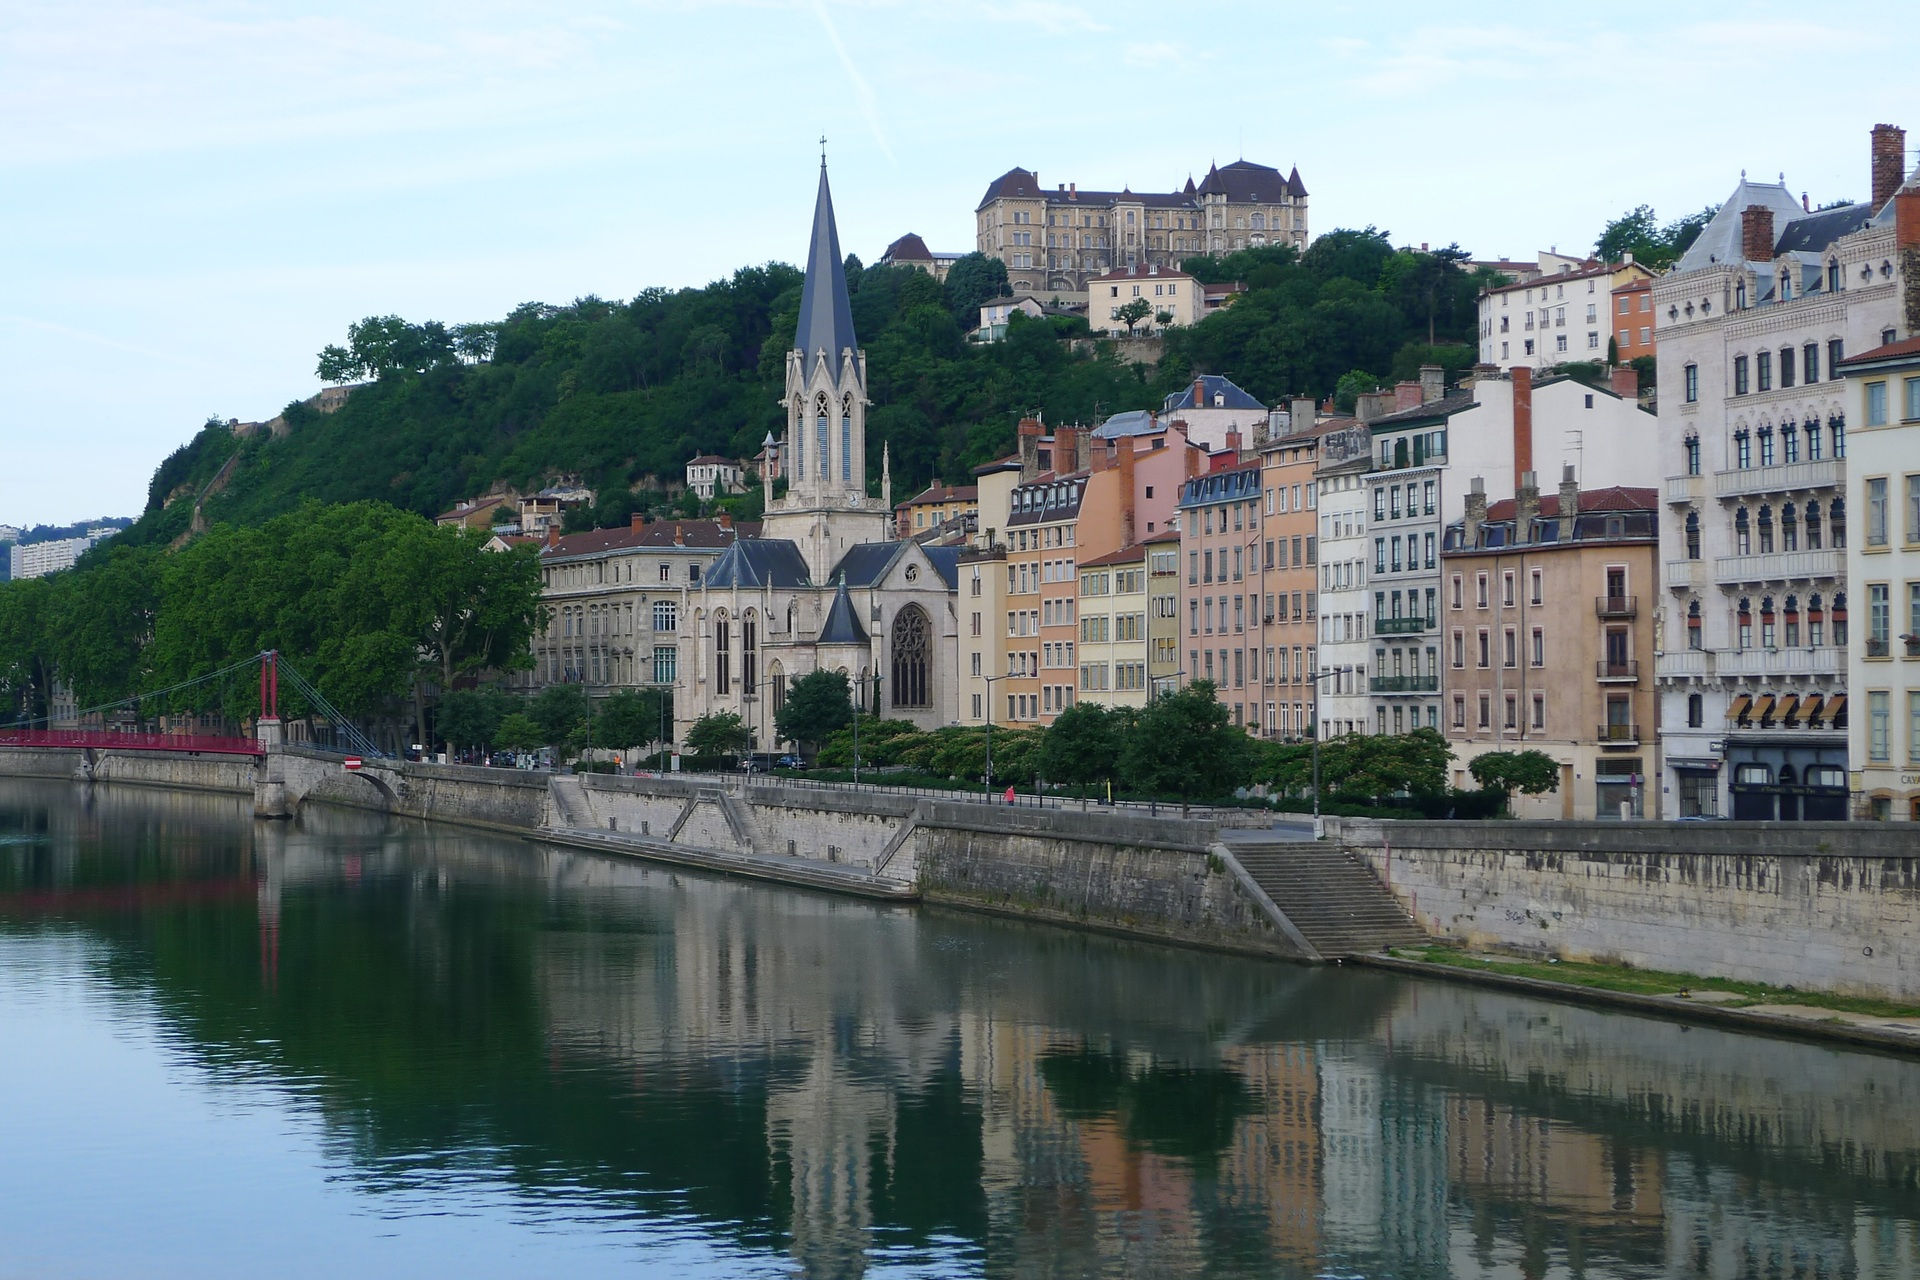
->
[[817, 581, 869, 646], [686, 454, 738, 467], [920, 544, 962, 589], [1079, 542, 1148, 568], [543, 519, 755, 559], [796, 164, 859, 367], [881, 232, 933, 261], [834, 541, 909, 588], [1837, 335, 1920, 366], [1090, 261, 1193, 283], [1365, 390, 1478, 429], [703, 538, 812, 589], [900, 482, 978, 507], [1164, 374, 1264, 412]]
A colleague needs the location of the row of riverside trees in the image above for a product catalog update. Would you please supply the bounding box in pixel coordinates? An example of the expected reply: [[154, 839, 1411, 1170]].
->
[[685, 672, 1561, 813]]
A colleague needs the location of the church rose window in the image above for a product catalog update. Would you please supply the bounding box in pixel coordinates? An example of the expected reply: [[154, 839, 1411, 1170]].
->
[[891, 605, 931, 709]]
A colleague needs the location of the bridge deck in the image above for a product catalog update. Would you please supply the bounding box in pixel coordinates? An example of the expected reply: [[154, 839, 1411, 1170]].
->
[[0, 730, 263, 756]]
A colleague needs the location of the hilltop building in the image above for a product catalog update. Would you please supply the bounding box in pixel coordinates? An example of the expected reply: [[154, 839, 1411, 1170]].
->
[[976, 159, 1308, 295]]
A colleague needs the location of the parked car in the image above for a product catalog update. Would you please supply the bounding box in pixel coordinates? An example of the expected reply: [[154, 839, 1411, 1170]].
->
[[776, 754, 806, 771]]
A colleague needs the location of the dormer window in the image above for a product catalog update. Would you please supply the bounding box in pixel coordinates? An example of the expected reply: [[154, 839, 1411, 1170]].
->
[[1735, 280, 1747, 309], [1827, 260, 1841, 292]]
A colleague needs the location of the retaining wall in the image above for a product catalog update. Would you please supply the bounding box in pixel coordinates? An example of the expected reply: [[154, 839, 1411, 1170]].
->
[[1332, 818, 1920, 1001], [0, 746, 254, 793]]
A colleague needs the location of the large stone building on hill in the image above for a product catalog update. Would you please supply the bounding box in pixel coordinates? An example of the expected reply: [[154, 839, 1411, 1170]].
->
[[975, 159, 1309, 295], [675, 163, 962, 749]]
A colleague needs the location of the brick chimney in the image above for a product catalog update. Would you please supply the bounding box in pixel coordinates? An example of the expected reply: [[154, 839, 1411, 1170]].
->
[[1610, 365, 1640, 399], [1053, 425, 1079, 475], [1557, 464, 1580, 523], [1393, 380, 1423, 411], [631, 511, 647, 531], [1419, 363, 1445, 404], [1511, 366, 1534, 491], [1117, 438, 1137, 545], [718, 511, 732, 531], [1515, 471, 1541, 543], [1225, 427, 1242, 457], [1464, 477, 1487, 547], [1192, 376, 1206, 408], [1873, 124, 1907, 209], [673, 522, 685, 546], [1899, 185, 1920, 249], [1740, 205, 1775, 263], [545, 523, 560, 548], [1017, 417, 1044, 479]]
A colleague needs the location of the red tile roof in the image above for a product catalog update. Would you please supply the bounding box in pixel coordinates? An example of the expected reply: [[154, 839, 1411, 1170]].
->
[[1481, 486, 1657, 520], [1079, 542, 1149, 568], [1837, 335, 1920, 365]]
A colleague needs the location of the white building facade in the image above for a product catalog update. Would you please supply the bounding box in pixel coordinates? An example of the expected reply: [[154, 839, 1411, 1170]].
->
[[1315, 429, 1375, 738]]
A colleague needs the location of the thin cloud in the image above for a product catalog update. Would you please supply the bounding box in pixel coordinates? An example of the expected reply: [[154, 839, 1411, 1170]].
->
[[975, 1, 1109, 34], [810, 0, 895, 164]]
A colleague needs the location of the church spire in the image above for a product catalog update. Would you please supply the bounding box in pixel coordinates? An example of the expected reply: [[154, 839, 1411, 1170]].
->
[[795, 162, 859, 368]]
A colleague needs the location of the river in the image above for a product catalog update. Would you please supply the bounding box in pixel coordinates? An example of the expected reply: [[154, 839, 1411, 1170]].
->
[[0, 776, 1916, 1278]]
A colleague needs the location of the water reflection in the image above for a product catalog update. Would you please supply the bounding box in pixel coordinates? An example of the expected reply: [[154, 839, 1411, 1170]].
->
[[1, 775, 1917, 1279]]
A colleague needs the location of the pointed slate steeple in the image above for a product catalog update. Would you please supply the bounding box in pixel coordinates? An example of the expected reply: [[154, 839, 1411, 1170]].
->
[[817, 579, 869, 646], [795, 161, 859, 368]]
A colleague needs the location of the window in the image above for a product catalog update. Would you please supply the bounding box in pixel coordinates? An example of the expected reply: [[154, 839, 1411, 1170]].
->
[[1685, 435, 1701, 475], [1476, 573, 1488, 608], [1530, 627, 1544, 667], [1759, 426, 1774, 467], [1684, 363, 1699, 403], [713, 613, 731, 694], [1908, 378, 1920, 422], [1780, 347, 1795, 389], [1911, 691, 1920, 764], [653, 645, 677, 684], [1828, 339, 1844, 378], [1907, 476, 1920, 544], [1866, 381, 1889, 426], [653, 600, 678, 632], [1869, 691, 1890, 762], [1868, 583, 1890, 656], [1783, 421, 1799, 463], [1867, 477, 1890, 545], [1804, 343, 1819, 384], [1476, 629, 1490, 668], [1530, 568, 1543, 605], [1756, 351, 1771, 392]]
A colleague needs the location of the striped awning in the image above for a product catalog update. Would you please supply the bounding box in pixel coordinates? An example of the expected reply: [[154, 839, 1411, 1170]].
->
[[1752, 695, 1776, 723], [1798, 696, 1824, 724], [1726, 694, 1752, 722], [1776, 695, 1801, 724], [1824, 695, 1848, 725]]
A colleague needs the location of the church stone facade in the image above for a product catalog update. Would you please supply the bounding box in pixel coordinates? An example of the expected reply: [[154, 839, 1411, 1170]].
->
[[676, 164, 961, 749]]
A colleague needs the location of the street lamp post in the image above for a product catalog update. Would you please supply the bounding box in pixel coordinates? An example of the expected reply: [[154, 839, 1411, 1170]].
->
[[1309, 665, 1353, 839]]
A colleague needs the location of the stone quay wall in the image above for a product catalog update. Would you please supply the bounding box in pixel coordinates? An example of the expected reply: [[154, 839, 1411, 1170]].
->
[[1331, 819, 1920, 1001], [0, 746, 256, 793]]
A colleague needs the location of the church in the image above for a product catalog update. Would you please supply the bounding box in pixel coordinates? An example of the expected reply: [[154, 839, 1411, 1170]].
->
[[674, 163, 962, 749]]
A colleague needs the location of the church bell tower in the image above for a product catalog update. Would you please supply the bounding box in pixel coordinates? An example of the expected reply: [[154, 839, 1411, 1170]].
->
[[763, 159, 890, 579]]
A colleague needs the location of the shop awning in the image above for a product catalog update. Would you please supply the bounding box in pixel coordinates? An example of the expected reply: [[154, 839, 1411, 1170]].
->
[[1797, 696, 1824, 724], [1752, 695, 1776, 723], [1775, 695, 1801, 724], [1824, 695, 1847, 726], [1726, 694, 1752, 722]]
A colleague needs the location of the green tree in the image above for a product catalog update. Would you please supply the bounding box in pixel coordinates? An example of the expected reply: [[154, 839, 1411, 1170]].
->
[[1114, 297, 1154, 335], [1039, 703, 1125, 788], [0, 576, 60, 725], [685, 710, 749, 760], [593, 687, 669, 751], [774, 669, 852, 755], [1334, 369, 1381, 414], [1317, 729, 1452, 800], [1469, 750, 1562, 810], [437, 686, 518, 753], [530, 684, 588, 746], [49, 544, 161, 711], [942, 252, 1011, 324], [1120, 682, 1253, 805], [494, 711, 544, 752]]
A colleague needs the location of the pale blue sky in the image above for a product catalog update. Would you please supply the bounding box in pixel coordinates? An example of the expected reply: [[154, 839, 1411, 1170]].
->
[[3, 0, 1914, 526]]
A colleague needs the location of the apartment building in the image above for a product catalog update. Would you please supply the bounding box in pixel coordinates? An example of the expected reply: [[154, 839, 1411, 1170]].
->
[[1654, 125, 1913, 821], [1360, 396, 1450, 733], [1316, 425, 1376, 738], [1840, 331, 1920, 819], [1256, 409, 1331, 740], [1146, 531, 1183, 697], [1076, 544, 1150, 713], [894, 482, 978, 538], [1443, 476, 1660, 819], [1087, 263, 1203, 335], [528, 516, 752, 697], [1178, 456, 1265, 728], [975, 159, 1309, 295], [1477, 259, 1654, 371], [958, 459, 1021, 727], [1611, 276, 1657, 367]]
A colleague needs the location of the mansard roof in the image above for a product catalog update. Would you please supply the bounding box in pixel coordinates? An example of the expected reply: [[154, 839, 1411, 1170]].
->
[[1773, 202, 1872, 255], [795, 164, 860, 367], [1163, 374, 1264, 412], [1675, 179, 1805, 271], [1196, 159, 1302, 203], [881, 232, 933, 262], [816, 581, 869, 645], [703, 538, 812, 589]]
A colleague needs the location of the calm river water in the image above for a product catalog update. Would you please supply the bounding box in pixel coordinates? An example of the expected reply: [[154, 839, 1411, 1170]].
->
[[1, 777, 1917, 1279]]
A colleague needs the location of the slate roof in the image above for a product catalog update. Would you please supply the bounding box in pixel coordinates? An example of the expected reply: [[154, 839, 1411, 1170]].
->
[[833, 542, 909, 588], [796, 164, 859, 367], [703, 538, 812, 589], [816, 581, 869, 646], [1773, 202, 1872, 255], [1364, 390, 1478, 429], [542, 519, 756, 559], [1675, 179, 1805, 271], [1195, 160, 1306, 202], [1447, 487, 1658, 551], [1163, 374, 1264, 412], [979, 161, 1305, 211], [881, 232, 933, 261], [1092, 409, 1161, 439]]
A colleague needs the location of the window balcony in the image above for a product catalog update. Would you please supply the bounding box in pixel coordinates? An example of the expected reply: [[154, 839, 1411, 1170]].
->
[[1595, 660, 1640, 681], [1716, 647, 1844, 678], [1369, 674, 1440, 694], [1712, 549, 1842, 586], [1713, 458, 1842, 500], [1595, 594, 1637, 619], [1666, 560, 1696, 590], [1655, 650, 1714, 680], [1664, 474, 1702, 505], [1374, 616, 1431, 636], [1595, 723, 1642, 745]]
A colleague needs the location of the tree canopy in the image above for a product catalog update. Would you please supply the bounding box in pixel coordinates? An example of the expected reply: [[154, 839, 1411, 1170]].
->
[[1591, 204, 1718, 270], [774, 669, 852, 754]]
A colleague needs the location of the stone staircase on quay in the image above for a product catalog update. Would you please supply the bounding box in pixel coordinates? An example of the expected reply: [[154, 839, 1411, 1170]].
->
[[1227, 839, 1427, 958]]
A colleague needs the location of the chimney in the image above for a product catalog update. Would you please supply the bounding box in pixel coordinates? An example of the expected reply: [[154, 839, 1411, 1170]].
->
[[1802, 192, 1811, 213], [1872, 124, 1907, 209], [1185, 439, 1203, 480], [1053, 425, 1078, 474], [1017, 416, 1044, 479], [1225, 427, 1242, 457], [1511, 366, 1534, 491], [631, 512, 646, 531], [1464, 477, 1487, 546], [1192, 376, 1206, 408], [1355, 389, 1395, 423], [545, 523, 560, 548], [1419, 363, 1445, 404], [1740, 204, 1775, 263], [1069, 181, 1077, 200], [1899, 186, 1920, 249], [1117, 438, 1137, 545], [1393, 380, 1423, 411], [1291, 397, 1316, 431], [1558, 464, 1580, 523], [719, 511, 733, 531], [1515, 471, 1541, 544], [1611, 365, 1640, 399]]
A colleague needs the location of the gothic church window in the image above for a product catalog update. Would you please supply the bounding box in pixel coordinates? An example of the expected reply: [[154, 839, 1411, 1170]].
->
[[891, 605, 932, 709]]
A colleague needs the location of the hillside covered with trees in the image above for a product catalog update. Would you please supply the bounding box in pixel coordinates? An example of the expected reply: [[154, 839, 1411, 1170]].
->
[[122, 233, 1501, 549]]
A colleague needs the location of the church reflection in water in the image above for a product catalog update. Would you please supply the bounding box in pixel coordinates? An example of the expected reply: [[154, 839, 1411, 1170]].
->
[[4, 777, 1919, 1279]]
